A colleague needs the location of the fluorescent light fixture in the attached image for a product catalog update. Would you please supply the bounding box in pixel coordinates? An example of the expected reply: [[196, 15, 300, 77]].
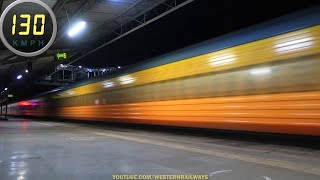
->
[[275, 37, 314, 53], [68, 21, 86, 37], [4, 88, 8, 91], [250, 68, 271, 75], [17, 75, 22, 79], [59, 64, 67, 68], [50, 88, 62, 93]]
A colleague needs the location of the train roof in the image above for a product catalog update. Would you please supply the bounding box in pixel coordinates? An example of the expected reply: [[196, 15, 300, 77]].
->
[[38, 6, 320, 98]]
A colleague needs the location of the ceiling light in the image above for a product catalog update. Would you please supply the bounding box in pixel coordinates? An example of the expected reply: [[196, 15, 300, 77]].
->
[[68, 21, 86, 37], [249, 68, 271, 75], [17, 75, 22, 79]]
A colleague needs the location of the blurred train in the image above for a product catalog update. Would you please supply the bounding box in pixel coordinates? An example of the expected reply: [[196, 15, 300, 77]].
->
[[8, 7, 320, 136]]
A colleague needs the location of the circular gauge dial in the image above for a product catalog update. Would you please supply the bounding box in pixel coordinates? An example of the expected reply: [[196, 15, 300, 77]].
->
[[0, 0, 57, 57]]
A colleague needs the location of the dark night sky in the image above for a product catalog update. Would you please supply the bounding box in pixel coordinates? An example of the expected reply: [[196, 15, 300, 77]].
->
[[77, 0, 320, 67]]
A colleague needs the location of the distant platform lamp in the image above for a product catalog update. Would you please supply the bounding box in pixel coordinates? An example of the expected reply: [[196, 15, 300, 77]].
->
[[26, 61, 32, 73]]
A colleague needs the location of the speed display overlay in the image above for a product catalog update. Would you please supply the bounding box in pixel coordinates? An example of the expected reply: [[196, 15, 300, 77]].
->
[[0, 0, 57, 57]]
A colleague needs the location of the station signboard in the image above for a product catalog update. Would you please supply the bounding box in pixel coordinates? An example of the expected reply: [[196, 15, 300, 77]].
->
[[54, 52, 68, 61]]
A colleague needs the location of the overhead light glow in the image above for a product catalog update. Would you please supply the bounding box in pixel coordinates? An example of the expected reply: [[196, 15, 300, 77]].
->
[[60, 64, 67, 68], [25, 69, 28, 73], [250, 68, 271, 75], [68, 21, 86, 37], [102, 81, 115, 88], [79, 66, 82, 68], [118, 66, 121, 69], [67, 91, 75, 95], [17, 75, 22, 79], [119, 75, 135, 85], [210, 54, 236, 66], [4, 88, 8, 91], [275, 37, 314, 53]]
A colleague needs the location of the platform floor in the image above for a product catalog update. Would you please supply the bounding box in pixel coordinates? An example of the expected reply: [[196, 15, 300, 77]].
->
[[0, 118, 319, 180]]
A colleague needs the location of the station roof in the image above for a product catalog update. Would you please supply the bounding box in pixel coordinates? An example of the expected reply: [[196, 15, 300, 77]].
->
[[0, 0, 194, 87]]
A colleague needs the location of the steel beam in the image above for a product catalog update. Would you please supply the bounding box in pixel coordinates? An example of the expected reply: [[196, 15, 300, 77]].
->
[[54, 0, 99, 42], [68, 0, 195, 64]]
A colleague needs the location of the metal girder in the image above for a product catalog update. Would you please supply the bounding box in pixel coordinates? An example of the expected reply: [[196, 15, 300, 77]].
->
[[1, 0, 196, 87], [52, 0, 68, 13], [68, 0, 196, 65], [54, 0, 99, 42], [0, 54, 21, 65], [0, 0, 4, 13], [91, 0, 167, 41]]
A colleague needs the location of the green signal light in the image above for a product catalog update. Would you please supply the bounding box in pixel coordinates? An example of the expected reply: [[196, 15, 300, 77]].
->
[[55, 52, 68, 61]]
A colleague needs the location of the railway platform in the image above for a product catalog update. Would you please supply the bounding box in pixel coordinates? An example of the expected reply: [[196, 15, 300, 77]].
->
[[0, 118, 319, 180]]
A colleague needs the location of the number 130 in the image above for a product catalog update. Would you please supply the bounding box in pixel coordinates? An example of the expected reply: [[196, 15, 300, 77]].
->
[[12, 14, 45, 35]]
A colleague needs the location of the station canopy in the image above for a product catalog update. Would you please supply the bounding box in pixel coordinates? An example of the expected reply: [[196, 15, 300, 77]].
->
[[0, 0, 194, 86]]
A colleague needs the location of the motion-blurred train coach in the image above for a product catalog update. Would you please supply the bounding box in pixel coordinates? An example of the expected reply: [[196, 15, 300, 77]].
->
[[8, 7, 320, 136]]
